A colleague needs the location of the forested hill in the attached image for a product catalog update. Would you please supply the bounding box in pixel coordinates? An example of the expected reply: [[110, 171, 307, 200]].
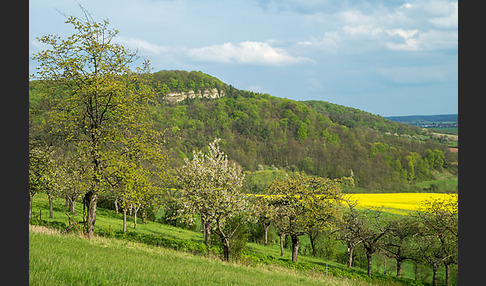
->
[[29, 70, 458, 192], [144, 71, 456, 192]]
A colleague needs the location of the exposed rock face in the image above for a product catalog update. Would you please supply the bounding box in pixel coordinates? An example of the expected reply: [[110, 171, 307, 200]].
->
[[165, 88, 225, 104]]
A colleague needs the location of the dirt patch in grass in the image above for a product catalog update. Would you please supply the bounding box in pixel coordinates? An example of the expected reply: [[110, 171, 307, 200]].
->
[[29, 224, 61, 235]]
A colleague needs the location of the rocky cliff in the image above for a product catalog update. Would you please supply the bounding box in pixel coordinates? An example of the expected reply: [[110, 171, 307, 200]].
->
[[165, 88, 225, 104]]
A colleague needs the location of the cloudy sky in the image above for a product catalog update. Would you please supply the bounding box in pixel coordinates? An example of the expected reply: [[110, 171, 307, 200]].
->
[[29, 0, 458, 116]]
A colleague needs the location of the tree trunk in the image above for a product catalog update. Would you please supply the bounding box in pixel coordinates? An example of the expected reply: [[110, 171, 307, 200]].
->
[[202, 218, 212, 249], [84, 191, 98, 239], [396, 259, 403, 278], [263, 222, 270, 246], [432, 264, 438, 286], [310, 235, 317, 257], [142, 206, 147, 224], [123, 209, 127, 233], [133, 206, 138, 229], [48, 193, 54, 219], [29, 193, 33, 220], [69, 198, 76, 216], [280, 233, 285, 256], [445, 263, 450, 285], [65, 195, 69, 208], [222, 237, 231, 262], [114, 199, 119, 214], [347, 246, 354, 268], [367, 252, 373, 277], [291, 234, 300, 263]]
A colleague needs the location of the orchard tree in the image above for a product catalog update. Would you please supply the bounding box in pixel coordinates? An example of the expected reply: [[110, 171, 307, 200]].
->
[[414, 195, 458, 286], [340, 203, 390, 276], [29, 144, 52, 219], [49, 146, 88, 216], [177, 138, 254, 261], [382, 216, 419, 278], [32, 7, 168, 238], [105, 126, 171, 232], [264, 175, 343, 263], [252, 195, 277, 246], [338, 200, 365, 268], [358, 208, 390, 277]]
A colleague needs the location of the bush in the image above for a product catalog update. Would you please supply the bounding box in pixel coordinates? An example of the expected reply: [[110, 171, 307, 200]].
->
[[211, 217, 249, 260]]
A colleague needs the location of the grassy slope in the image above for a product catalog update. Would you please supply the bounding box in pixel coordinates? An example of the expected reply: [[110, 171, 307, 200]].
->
[[30, 194, 440, 285], [31, 225, 371, 286]]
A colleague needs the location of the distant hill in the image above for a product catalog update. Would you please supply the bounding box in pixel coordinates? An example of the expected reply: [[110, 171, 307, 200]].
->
[[29, 70, 458, 192], [385, 114, 458, 125]]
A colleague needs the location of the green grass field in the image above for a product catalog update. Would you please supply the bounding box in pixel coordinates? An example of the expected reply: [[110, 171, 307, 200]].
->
[[30, 193, 454, 285], [31, 226, 373, 286]]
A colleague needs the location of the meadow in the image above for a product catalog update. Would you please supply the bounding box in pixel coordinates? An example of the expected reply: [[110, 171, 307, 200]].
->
[[31, 225, 373, 286], [29, 193, 457, 285]]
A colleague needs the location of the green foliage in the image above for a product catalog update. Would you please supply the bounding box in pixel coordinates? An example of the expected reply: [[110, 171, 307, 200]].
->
[[31, 11, 172, 237], [264, 175, 344, 262], [176, 138, 253, 261], [135, 71, 457, 192], [243, 168, 289, 194]]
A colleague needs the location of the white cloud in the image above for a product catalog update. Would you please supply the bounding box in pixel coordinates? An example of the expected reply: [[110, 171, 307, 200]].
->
[[299, 0, 458, 53], [187, 41, 311, 66], [428, 2, 458, 28], [343, 25, 382, 36], [339, 10, 372, 26], [385, 29, 419, 51], [113, 37, 168, 55], [402, 3, 413, 9], [386, 29, 419, 39], [297, 40, 313, 46], [416, 29, 458, 51]]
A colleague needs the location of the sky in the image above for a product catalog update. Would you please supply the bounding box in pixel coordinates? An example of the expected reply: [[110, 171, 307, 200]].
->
[[29, 0, 458, 116]]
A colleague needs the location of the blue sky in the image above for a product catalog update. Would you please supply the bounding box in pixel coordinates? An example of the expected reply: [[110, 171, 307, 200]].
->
[[29, 0, 458, 116]]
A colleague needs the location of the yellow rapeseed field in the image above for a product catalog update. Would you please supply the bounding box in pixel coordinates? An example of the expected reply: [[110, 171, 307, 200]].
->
[[344, 193, 458, 214], [247, 193, 458, 215]]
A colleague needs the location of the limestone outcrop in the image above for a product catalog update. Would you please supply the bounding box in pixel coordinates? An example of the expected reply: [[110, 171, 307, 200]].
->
[[165, 88, 224, 104]]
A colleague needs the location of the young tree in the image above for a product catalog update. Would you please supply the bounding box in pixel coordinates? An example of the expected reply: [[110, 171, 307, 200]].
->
[[29, 144, 52, 219], [382, 216, 419, 278], [338, 200, 365, 268], [359, 208, 390, 277], [105, 130, 171, 232], [414, 195, 458, 286], [265, 175, 343, 263], [177, 138, 253, 261], [339, 205, 390, 276], [252, 195, 277, 246], [32, 8, 167, 238]]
